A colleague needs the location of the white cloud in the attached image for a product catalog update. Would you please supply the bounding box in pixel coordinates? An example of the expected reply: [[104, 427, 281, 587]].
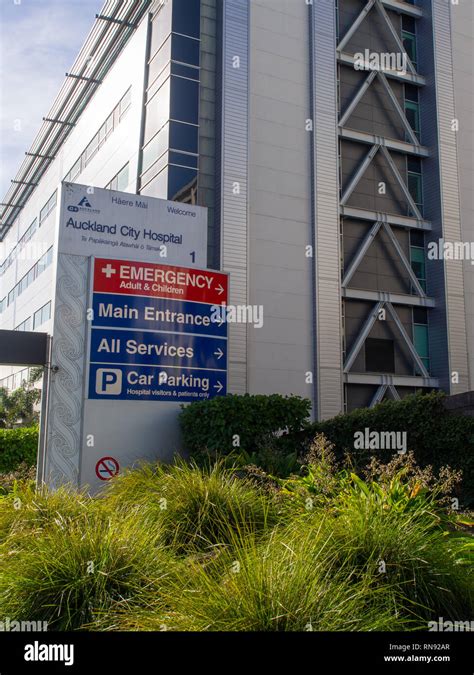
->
[[0, 0, 104, 198]]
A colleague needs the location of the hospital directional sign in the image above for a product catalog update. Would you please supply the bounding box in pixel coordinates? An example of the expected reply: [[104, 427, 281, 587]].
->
[[88, 258, 228, 403], [90, 329, 227, 370], [90, 364, 226, 402], [91, 294, 227, 337]]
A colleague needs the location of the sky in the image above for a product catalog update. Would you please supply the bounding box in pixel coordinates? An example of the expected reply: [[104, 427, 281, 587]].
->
[[0, 0, 104, 199]]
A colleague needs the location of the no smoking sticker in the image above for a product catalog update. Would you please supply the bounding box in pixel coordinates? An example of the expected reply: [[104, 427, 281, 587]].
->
[[95, 456, 120, 481]]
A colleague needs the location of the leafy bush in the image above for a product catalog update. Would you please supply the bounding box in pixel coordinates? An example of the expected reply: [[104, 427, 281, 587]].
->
[[328, 478, 473, 620], [179, 393, 311, 463], [0, 427, 38, 473], [307, 392, 474, 501]]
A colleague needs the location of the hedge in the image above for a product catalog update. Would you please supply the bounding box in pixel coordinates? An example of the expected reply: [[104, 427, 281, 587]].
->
[[306, 392, 474, 499], [179, 392, 474, 499], [0, 427, 38, 473], [180, 394, 311, 458]]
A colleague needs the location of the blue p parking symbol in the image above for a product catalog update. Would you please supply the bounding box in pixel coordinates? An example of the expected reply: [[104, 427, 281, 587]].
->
[[96, 368, 122, 395]]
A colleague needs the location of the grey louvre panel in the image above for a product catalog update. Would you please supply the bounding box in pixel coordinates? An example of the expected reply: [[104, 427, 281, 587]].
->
[[450, 0, 474, 390], [219, 0, 249, 394], [0, 330, 48, 366], [431, 0, 470, 393], [310, 1, 344, 419]]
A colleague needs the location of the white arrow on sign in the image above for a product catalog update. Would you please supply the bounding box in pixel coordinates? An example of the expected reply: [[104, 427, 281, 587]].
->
[[213, 381, 224, 393], [214, 347, 224, 360], [215, 284, 225, 295]]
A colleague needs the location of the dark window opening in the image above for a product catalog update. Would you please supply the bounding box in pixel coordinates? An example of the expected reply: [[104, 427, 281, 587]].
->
[[365, 338, 395, 373], [413, 307, 428, 325], [170, 76, 199, 125], [172, 0, 201, 39], [168, 166, 198, 204]]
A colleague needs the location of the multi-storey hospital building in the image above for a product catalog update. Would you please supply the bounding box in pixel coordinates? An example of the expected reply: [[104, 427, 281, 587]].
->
[[1, 0, 473, 419]]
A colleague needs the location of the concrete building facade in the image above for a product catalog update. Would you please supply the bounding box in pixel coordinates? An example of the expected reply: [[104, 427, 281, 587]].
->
[[1, 0, 472, 419]]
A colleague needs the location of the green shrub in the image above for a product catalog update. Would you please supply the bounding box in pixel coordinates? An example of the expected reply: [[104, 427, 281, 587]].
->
[[0, 511, 173, 631], [308, 392, 474, 501], [0, 427, 38, 473], [179, 393, 311, 462], [0, 462, 36, 495], [0, 481, 91, 545], [103, 461, 278, 554], [328, 476, 474, 620], [162, 520, 412, 632], [1, 461, 471, 632]]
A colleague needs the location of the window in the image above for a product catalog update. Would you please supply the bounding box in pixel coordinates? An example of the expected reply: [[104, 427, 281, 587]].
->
[[64, 89, 131, 183], [39, 191, 57, 226], [171, 62, 199, 81], [169, 121, 198, 154], [405, 85, 420, 140], [413, 307, 430, 373], [407, 156, 423, 214], [170, 76, 199, 125], [7, 247, 53, 307], [119, 88, 132, 120], [68, 157, 82, 182], [410, 228, 424, 248], [144, 79, 171, 143], [172, 0, 201, 39], [365, 338, 395, 373], [33, 302, 51, 329], [410, 248, 426, 290], [171, 33, 200, 66], [106, 164, 130, 191], [0, 297, 6, 314], [408, 173, 422, 207], [405, 101, 420, 137], [402, 16, 417, 69], [98, 115, 114, 148], [0, 218, 37, 277], [15, 317, 31, 332], [149, 36, 172, 87], [168, 165, 198, 203], [169, 151, 198, 169], [142, 126, 169, 174]]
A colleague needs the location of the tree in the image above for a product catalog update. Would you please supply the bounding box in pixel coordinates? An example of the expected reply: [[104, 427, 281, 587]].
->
[[0, 368, 43, 428]]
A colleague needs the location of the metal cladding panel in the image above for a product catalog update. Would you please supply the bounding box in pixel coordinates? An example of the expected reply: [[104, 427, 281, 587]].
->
[[220, 0, 249, 394], [451, 0, 474, 389], [0, 331, 48, 366], [311, 1, 344, 419], [415, 1, 449, 391], [432, 0, 470, 393]]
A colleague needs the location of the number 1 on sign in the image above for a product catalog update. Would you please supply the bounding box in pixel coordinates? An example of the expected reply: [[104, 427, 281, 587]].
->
[[190, 251, 195, 263]]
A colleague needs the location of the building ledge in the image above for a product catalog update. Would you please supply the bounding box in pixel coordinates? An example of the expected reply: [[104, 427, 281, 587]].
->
[[339, 128, 429, 157], [341, 206, 432, 231], [344, 373, 439, 388], [380, 0, 422, 18], [338, 53, 426, 86], [342, 288, 435, 307]]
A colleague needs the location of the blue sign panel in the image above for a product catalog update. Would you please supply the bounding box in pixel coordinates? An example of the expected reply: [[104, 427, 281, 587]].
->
[[90, 328, 227, 370], [92, 293, 227, 338], [88, 259, 228, 402], [89, 363, 226, 403]]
